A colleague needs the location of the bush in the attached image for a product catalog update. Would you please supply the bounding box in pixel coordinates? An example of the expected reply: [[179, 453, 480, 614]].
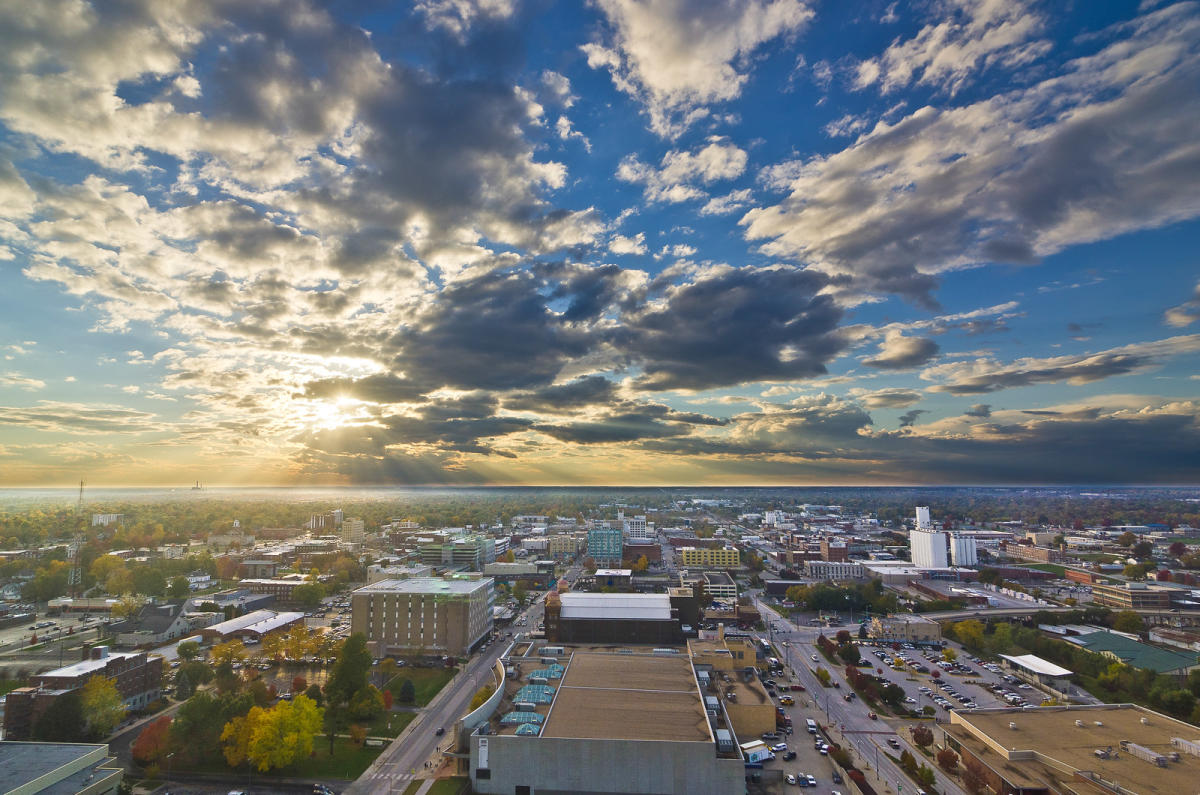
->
[[937, 748, 959, 771]]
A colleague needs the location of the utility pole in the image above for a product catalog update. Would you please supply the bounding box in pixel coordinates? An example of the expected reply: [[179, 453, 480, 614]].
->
[[68, 481, 85, 597]]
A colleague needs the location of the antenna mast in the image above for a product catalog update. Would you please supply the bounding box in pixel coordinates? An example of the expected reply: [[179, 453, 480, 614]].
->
[[69, 480, 85, 594]]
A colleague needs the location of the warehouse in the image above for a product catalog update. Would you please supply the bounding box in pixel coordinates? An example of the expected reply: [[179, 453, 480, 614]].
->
[[199, 609, 305, 643], [542, 591, 684, 644]]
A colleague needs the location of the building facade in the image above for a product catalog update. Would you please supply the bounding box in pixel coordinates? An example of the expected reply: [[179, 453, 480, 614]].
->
[[805, 560, 865, 580], [949, 533, 978, 566], [1090, 581, 1173, 609], [868, 615, 941, 644], [910, 529, 949, 568], [418, 535, 497, 570], [351, 577, 494, 657], [587, 527, 624, 566], [678, 546, 740, 569]]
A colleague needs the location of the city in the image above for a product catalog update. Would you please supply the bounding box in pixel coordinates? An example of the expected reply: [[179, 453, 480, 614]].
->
[[0, 489, 1198, 794]]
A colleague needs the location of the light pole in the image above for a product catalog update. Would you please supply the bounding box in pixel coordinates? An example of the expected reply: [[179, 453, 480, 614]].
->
[[166, 751, 174, 791]]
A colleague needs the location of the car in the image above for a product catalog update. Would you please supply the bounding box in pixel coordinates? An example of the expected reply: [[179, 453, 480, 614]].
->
[[868, 711, 877, 720], [434, 727, 445, 736], [771, 742, 788, 752], [783, 751, 797, 760], [832, 771, 843, 784], [811, 654, 818, 661], [887, 737, 901, 749], [818, 745, 829, 755], [313, 786, 336, 795], [806, 774, 817, 787], [762, 732, 780, 741], [786, 774, 798, 786]]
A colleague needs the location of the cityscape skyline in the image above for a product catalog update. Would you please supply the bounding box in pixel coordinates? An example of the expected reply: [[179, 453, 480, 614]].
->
[[1, 1, 1198, 487]]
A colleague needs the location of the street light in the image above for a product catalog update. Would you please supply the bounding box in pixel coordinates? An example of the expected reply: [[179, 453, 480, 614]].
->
[[166, 751, 175, 791]]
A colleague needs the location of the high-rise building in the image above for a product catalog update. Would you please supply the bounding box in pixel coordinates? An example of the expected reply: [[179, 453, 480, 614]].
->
[[949, 533, 978, 566], [342, 517, 365, 543], [910, 529, 949, 568], [820, 537, 849, 562], [588, 527, 623, 566], [419, 534, 496, 570], [351, 577, 494, 657]]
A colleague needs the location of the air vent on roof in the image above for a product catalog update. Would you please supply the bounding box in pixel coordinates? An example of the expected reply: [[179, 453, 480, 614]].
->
[[1009, 722, 1017, 730], [1076, 720, 1084, 727]]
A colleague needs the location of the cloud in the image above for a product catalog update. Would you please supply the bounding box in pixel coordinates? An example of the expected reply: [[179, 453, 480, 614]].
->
[[745, 4, 1200, 303], [535, 403, 725, 444], [414, 0, 517, 39], [1164, 280, 1200, 327], [854, 0, 1050, 96], [620, 266, 845, 390], [504, 376, 620, 413], [609, 232, 648, 255], [0, 401, 163, 434], [863, 331, 940, 369], [0, 373, 46, 391], [849, 388, 923, 408], [700, 188, 755, 216], [922, 334, 1200, 394], [582, 0, 813, 136], [617, 139, 748, 203], [898, 408, 927, 427], [964, 403, 991, 417]]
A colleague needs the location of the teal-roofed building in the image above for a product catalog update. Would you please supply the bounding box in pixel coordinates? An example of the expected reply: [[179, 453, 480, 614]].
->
[[1069, 630, 1200, 675]]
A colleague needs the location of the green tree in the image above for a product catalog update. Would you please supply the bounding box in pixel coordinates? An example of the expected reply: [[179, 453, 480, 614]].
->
[[1112, 610, 1145, 634], [327, 633, 372, 705], [132, 567, 167, 597], [349, 685, 385, 722], [398, 678, 416, 705], [291, 583, 326, 608], [81, 675, 125, 738], [167, 576, 190, 598], [1116, 531, 1138, 547], [1133, 541, 1154, 559], [177, 640, 200, 661], [513, 582, 527, 605], [175, 669, 194, 700], [837, 644, 861, 665], [989, 621, 1015, 654]]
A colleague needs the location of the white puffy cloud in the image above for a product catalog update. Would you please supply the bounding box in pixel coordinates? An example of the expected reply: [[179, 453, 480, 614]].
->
[[582, 0, 814, 136], [609, 232, 648, 255], [414, 0, 517, 40], [617, 139, 747, 203]]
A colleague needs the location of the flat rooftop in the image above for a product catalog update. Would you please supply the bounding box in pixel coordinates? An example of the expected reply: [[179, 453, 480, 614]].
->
[[948, 705, 1200, 795], [354, 577, 490, 595], [558, 592, 672, 620], [41, 652, 141, 679], [1000, 653, 1072, 677], [0, 741, 115, 792], [540, 652, 711, 743]]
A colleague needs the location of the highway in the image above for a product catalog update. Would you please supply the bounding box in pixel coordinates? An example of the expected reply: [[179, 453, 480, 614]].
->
[[754, 596, 965, 795]]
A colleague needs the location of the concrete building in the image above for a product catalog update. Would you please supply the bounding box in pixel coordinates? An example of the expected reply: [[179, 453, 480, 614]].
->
[[4, 649, 163, 740], [482, 561, 555, 586], [804, 560, 865, 580], [915, 506, 931, 531], [950, 533, 978, 566], [547, 533, 582, 560], [341, 517, 365, 544], [820, 537, 849, 562], [543, 592, 684, 644], [687, 625, 757, 671], [701, 571, 738, 601], [998, 654, 1073, 690], [419, 534, 496, 570], [587, 527, 624, 566], [1003, 543, 1066, 564], [678, 546, 740, 569], [366, 563, 433, 584], [1090, 581, 1174, 610], [868, 614, 942, 644], [940, 704, 1198, 795], [351, 577, 494, 657], [468, 650, 744, 795], [238, 577, 314, 603], [621, 512, 654, 541], [0, 741, 124, 794], [910, 529, 949, 568]]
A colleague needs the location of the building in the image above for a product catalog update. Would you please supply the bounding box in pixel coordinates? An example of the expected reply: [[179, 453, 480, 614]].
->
[[419, 535, 497, 570], [341, 517, 365, 544], [238, 577, 314, 603], [678, 546, 740, 569], [366, 563, 434, 584], [547, 533, 581, 560], [820, 537, 849, 562], [687, 625, 756, 671], [199, 609, 306, 643], [351, 577, 494, 658], [868, 614, 941, 644], [587, 527, 624, 566], [1065, 569, 1100, 585], [623, 541, 661, 565], [950, 533, 978, 566], [542, 592, 684, 644], [109, 600, 195, 648], [910, 529, 949, 568], [0, 741, 124, 794], [1066, 630, 1200, 675], [940, 704, 1199, 795], [4, 649, 163, 740], [701, 571, 738, 601], [468, 650, 744, 795], [804, 560, 865, 580], [1090, 581, 1174, 610], [621, 512, 653, 541], [998, 654, 1073, 690], [1003, 543, 1067, 564], [482, 561, 555, 586]]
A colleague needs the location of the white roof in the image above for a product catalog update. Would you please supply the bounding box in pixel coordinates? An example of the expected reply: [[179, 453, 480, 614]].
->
[[45, 652, 141, 679], [594, 568, 632, 577], [241, 611, 305, 636], [558, 592, 672, 620], [1000, 653, 1073, 677], [204, 609, 279, 635]]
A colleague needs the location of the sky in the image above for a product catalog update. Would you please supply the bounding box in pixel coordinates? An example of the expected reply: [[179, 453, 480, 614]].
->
[[0, 0, 1198, 487]]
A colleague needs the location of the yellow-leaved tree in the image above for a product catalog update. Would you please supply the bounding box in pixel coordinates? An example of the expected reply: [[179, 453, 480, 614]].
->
[[210, 639, 248, 667], [80, 675, 125, 738]]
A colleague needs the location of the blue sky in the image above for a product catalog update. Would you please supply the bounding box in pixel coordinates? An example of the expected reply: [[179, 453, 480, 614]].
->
[[0, 0, 1198, 486]]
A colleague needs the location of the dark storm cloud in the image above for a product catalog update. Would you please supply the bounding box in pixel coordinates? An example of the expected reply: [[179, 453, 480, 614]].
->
[[898, 409, 927, 428], [964, 404, 991, 418], [852, 388, 922, 409], [619, 267, 845, 390], [535, 403, 727, 444], [303, 373, 427, 404], [504, 376, 619, 413]]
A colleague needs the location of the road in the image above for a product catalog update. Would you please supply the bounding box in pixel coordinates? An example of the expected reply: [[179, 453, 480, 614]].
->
[[346, 582, 559, 794], [755, 596, 965, 795]]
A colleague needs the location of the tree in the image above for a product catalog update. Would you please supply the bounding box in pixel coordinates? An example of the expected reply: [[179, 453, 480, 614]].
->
[[383, 688, 394, 710], [1116, 531, 1138, 547], [815, 667, 831, 687], [917, 764, 936, 789], [349, 685, 384, 722], [33, 691, 85, 742], [962, 758, 988, 795], [398, 678, 416, 705], [81, 675, 125, 738], [835, 630, 851, 644], [1123, 563, 1149, 580], [178, 660, 213, 688], [132, 567, 167, 597], [911, 725, 934, 749], [632, 555, 649, 572], [222, 695, 323, 772], [327, 633, 372, 705], [937, 748, 959, 771], [305, 684, 324, 706], [1132, 541, 1154, 559], [211, 639, 248, 667], [1112, 610, 1145, 634], [838, 644, 861, 665], [349, 723, 368, 747], [168, 576, 190, 599], [132, 715, 173, 765], [378, 657, 398, 688], [1170, 541, 1188, 557], [175, 670, 194, 700], [469, 685, 495, 711], [292, 675, 307, 694], [110, 594, 143, 619], [942, 647, 957, 662], [513, 582, 527, 606], [177, 640, 200, 661], [291, 583, 325, 609]]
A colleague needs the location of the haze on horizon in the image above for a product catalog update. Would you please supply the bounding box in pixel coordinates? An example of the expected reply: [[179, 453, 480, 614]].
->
[[0, 0, 1198, 488]]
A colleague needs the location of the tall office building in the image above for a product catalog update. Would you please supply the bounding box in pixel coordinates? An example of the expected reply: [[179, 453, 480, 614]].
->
[[588, 527, 624, 566], [351, 577, 494, 657], [910, 529, 949, 568]]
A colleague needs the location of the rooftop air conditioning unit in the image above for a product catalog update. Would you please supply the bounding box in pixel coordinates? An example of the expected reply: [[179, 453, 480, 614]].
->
[[1009, 722, 1017, 730]]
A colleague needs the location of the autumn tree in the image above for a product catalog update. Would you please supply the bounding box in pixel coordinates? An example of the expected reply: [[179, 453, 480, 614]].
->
[[168, 576, 191, 598], [81, 675, 125, 738], [349, 723, 368, 747], [962, 758, 989, 795], [1116, 531, 1138, 547], [292, 675, 307, 694], [211, 639, 248, 667], [177, 640, 200, 661], [469, 685, 495, 711], [911, 725, 934, 749], [937, 748, 959, 771], [132, 715, 173, 765]]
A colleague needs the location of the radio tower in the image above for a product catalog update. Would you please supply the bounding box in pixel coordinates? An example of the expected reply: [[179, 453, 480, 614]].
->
[[68, 480, 85, 595]]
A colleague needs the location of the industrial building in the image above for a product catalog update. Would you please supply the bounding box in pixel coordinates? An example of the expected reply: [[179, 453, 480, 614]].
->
[[1090, 581, 1175, 610], [3, 649, 163, 740], [0, 741, 124, 794], [199, 609, 306, 643], [805, 560, 865, 580], [468, 649, 745, 794], [998, 654, 1073, 690], [868, 614, 942, 644], [351, 577, 494, 657], [543, 592, 684, 644], [910, 529, 949, 568], [940, 704, 1199, 795], [1065, 630, 1200, 675]]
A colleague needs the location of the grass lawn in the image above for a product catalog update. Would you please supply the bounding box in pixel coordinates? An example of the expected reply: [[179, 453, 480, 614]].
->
[[177, 737, 383, 781], [0, 680, 28, 697], [386, 667, 455, 707], [426, 778, 470, 794], [366, 709, 417, 737]]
